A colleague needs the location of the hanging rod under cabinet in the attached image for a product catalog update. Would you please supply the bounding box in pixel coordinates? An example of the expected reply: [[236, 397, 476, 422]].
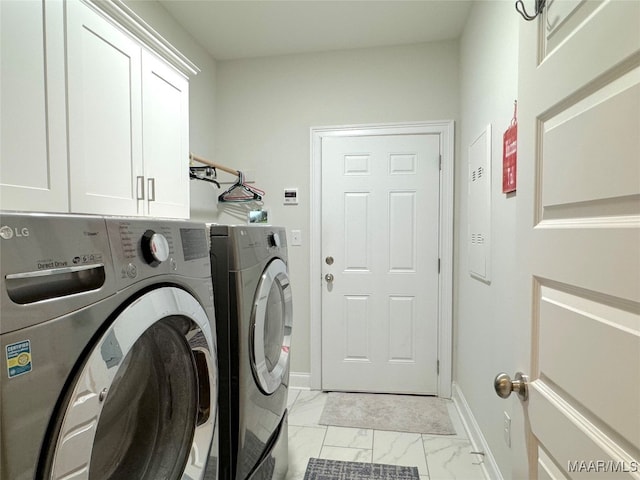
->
[[189, 152, 265, 203], [189, 153, 239, 176]]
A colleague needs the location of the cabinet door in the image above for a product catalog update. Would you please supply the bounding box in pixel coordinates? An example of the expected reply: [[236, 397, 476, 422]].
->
[[142, 51, 190, 219], [66, 0, 143, 216], [0, 0, 68, 212]]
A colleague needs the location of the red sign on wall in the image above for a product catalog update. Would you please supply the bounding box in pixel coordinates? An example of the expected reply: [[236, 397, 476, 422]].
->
[[502, 101, 518, 194]]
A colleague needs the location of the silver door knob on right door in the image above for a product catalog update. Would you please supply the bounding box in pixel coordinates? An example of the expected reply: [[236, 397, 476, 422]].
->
[[494, 372, 529, 401], [325, 273, 334, 282]]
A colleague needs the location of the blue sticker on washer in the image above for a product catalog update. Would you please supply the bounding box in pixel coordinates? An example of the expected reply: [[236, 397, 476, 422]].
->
[[6, 340, 32, 378], [101, 330, 123, 369]]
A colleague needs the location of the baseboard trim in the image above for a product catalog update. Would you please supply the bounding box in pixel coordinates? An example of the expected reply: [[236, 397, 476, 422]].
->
[[452, 382, 504, 480], [289, 372, 311, 390]]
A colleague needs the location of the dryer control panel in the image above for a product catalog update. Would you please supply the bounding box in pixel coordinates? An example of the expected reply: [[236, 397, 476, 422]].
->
[[209, 224, 288, 271]]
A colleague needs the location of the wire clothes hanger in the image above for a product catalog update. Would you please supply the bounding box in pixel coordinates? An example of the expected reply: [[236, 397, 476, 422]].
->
[[189, 153, 264, 203], [218, 170, 265, 202]]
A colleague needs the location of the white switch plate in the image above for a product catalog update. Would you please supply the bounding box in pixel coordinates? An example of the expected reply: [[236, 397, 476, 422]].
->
[[291, 229, 302, 246]]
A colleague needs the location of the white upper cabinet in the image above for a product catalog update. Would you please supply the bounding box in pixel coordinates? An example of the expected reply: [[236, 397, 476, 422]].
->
[[1, 0, 197, 219], [0, 0, 68, 212], [67, 0, 143, 216], [141, 50, 190, 219]]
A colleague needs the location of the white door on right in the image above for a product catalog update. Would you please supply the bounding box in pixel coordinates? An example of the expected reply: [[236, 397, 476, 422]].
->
[[514, 1, 640, 478]]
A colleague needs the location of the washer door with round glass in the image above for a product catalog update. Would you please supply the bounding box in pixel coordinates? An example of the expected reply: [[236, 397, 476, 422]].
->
[[251, 258, 293, 395], [42, 287, 217, 480]]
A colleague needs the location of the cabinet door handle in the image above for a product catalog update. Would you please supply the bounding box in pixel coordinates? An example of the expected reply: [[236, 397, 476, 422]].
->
[[136, 176, 145, 200], [148, 177, 156, 202]]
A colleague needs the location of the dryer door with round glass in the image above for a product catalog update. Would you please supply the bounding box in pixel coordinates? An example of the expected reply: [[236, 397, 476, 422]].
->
[[251, 258, 293, 395], [42, 287, 217, 480]]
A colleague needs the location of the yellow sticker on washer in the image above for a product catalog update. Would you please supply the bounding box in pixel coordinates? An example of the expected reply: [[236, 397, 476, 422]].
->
[[6, 340, 32, 378]]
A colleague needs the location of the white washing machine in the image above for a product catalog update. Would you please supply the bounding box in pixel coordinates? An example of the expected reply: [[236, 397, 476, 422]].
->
[[0, 213, 218, 480], [209, 225, 292, 480]]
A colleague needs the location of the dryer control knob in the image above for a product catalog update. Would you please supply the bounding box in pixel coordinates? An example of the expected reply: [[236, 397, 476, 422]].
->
[[141, 230, 170, 266], [268, 232, 281, 248]]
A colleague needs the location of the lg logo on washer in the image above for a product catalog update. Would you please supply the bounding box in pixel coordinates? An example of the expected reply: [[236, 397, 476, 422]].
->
[[0, 225, 30, 240]]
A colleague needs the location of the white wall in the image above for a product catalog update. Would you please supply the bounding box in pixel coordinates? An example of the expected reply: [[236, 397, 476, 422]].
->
[[207, 42, 460, 374], [456, 2, 519, 478]]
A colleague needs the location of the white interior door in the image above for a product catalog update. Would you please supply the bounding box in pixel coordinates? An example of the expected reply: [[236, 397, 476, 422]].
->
[[511, 1, 640, 478], [321, 134, 441, 394]]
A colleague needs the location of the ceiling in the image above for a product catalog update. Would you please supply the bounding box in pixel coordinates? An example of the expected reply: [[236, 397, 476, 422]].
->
[[157, 0, 474, 61]]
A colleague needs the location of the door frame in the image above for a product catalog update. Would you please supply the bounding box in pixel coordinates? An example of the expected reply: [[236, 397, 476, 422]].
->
[[309, 121, 455, 397]]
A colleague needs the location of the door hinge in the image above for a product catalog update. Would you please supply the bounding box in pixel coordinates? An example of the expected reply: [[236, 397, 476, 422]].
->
[[438, 258, 441, 274], [437, 360, 440, 375], [439, 155, 442, 171]]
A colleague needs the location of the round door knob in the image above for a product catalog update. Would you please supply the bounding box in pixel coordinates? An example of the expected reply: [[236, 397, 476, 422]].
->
[[494, 372, 529, 401], [325, 273, 334, 282]]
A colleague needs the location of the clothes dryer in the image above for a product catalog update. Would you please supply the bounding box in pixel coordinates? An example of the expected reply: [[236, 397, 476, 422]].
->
[[0, 213, 218, 480], [210, 225, 292, 480]]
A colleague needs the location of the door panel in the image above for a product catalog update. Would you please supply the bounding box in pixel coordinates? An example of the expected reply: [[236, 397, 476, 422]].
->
[[530, 383, 636, 479], [537, 284, 639, 448], [344, 193, 370, 270], [389, 192, 417, 271], [321, 134, 440, 394], [388, 296, 416, 361], [515, 0, 640, 477], [344, 295, 369, 360], [541, 74, 639, 210]]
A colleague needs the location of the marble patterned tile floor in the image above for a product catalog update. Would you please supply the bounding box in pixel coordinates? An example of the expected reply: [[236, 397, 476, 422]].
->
[[285, 389, 486, 480]]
